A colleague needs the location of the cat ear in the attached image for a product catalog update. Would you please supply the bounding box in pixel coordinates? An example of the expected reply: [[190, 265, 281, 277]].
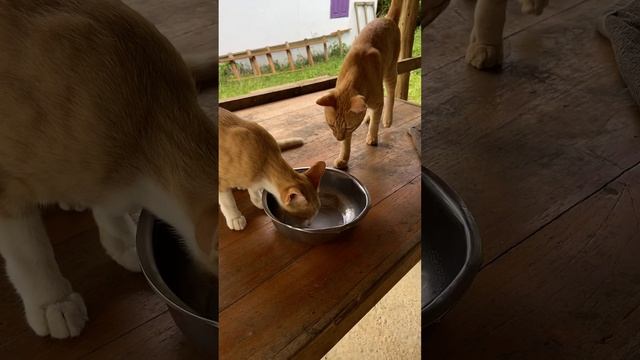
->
[[350, 95, 367, 114], [316, 93, 336, 108], [304, 161, 327, 189], [285, 187, 308, 206]]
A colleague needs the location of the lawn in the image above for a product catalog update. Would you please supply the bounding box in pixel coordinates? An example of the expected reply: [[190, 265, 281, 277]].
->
[[219, 29, 421, 105]]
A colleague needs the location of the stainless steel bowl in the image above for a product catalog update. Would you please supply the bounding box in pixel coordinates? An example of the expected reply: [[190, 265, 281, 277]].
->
[[136, 211, 218, 357], [262, 167, 371, 243], [422, 166, 482, 328]]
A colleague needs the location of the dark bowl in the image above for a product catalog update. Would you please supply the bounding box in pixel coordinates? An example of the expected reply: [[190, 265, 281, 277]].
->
[[262, 167, 371, 243], [422, 166, 482, 327], [136, 211, 218, 357]]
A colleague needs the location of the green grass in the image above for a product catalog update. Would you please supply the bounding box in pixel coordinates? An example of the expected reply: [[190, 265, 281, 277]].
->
[[219, 29, 421, 104]]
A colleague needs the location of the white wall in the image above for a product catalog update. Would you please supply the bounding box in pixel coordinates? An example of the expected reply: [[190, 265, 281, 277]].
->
[[219, 0, 377, 67]]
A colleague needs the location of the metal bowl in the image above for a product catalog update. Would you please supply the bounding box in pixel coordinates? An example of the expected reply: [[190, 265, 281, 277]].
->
[[422, 166, 482, 328], [136, 211, 218, 357], [262, 167, 371, 243]]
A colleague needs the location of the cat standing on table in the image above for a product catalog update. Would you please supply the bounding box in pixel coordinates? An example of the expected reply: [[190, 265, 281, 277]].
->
[[0, 1, 217, 339], [316, 0, 401, 169], [219, 108, 326, 231]]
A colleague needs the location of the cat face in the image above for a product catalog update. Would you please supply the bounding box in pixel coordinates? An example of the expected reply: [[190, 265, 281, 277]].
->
[[279, 161, 326, 219], [316, 92, 367, 141]]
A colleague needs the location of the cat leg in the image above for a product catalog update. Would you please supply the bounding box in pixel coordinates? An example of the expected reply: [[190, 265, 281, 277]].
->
[[58, 202, 87, 212], [219, 190, 246, 230], [465, 0, 508, 69], [519, 0, 549, 15], [92, 207, 141, 272], [248, 188, 264, 209], [0, 210, 88, 338], [366, 107, 383, 146], [382, 72, 397, 128], [334, 132, 352, 169]]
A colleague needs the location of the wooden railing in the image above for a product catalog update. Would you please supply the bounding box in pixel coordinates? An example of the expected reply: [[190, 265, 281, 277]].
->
[[219, 29, 351, 79], [219, 56, 421, 111]]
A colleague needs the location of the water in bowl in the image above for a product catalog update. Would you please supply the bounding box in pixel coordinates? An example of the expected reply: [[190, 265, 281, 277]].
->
[[276, 191, 357, 230]]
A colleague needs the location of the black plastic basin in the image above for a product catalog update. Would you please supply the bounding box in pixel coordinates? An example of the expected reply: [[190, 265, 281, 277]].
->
[[422, 166, 482, 327]]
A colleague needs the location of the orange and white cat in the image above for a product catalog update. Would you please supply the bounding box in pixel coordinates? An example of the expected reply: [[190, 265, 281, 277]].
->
[[219, 108, 326, 230], [0, 1, 216, 338], [316, 0, 401, 169]]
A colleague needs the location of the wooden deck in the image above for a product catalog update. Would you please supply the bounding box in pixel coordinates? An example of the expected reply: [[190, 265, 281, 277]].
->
[[219, 93, 421, 359], [0, 1, 215, 358], [424, 0, 640, 358]]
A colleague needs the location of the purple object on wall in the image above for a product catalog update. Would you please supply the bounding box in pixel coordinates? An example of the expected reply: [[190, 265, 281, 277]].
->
[[331, 0, 349, 18]]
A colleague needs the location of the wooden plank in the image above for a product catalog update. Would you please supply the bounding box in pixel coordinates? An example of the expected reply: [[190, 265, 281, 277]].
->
[[396, 0, 419, 100], [424, 0, 640, 263], [323, 37, 329, 61], [85, 312, 203, 359], [286, 42, 296, 71], [220, 57, 421, 111], [266, 47, 276, 74], [426, 164, 640, 359], [306, 42, 315, 66]]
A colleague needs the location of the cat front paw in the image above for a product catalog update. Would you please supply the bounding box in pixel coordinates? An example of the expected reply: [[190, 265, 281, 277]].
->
[[226, 215, 247, 231], [465, 43, 503, 69], [26, 292, 88, 339], [519, 0, 548, 15], [366, 133, 378, 146], [334, 158, 349, 169], [382, 116, 392, 128]]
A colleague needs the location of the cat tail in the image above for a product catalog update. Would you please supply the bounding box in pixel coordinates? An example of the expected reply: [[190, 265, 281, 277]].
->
[[277, 138, 304, 151], [386, 0, 403, 24]]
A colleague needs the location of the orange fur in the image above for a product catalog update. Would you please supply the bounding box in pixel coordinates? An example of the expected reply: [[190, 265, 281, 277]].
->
[[219, 108, 325, 230], [315, 0, 401, 169]]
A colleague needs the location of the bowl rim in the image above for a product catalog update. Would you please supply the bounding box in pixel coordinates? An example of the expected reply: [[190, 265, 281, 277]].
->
[[262, 166, 371, 234], [421, 166, 483, 327], [136, 210, 219, 327]]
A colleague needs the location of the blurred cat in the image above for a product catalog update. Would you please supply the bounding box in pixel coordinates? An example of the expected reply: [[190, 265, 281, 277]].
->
[[315, 0, 401, 169], [0, 0, 216, 338], [219, 108, 326, 230]]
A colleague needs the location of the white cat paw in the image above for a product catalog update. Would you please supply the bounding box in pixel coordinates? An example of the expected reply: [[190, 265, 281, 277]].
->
[[519, 0, 548, 15], [382, 117, 392, 128], [465, 43, 503, 69], [26, 292, 88, 339], [366, 134, 378, 146], [111, 246, 141, 272], [363, 114, 371, 125], [226, 216, 247, 231], [58, 203, 87, 212], [334, 158, 349, 169]]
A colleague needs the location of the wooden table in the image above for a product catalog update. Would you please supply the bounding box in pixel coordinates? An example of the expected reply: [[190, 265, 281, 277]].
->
[[219, 92, 421, 359]]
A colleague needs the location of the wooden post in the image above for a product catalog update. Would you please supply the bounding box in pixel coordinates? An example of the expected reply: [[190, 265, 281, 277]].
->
[[285, 42, 296, 70], [266, 47, 276, 74], [228, 53, 240, 80], [336, 30, 343, 55], [248, 50, 261, 76], [323, 37, 329, 61], [395, 0, 418, 100], [305, 40, 315, 66]]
